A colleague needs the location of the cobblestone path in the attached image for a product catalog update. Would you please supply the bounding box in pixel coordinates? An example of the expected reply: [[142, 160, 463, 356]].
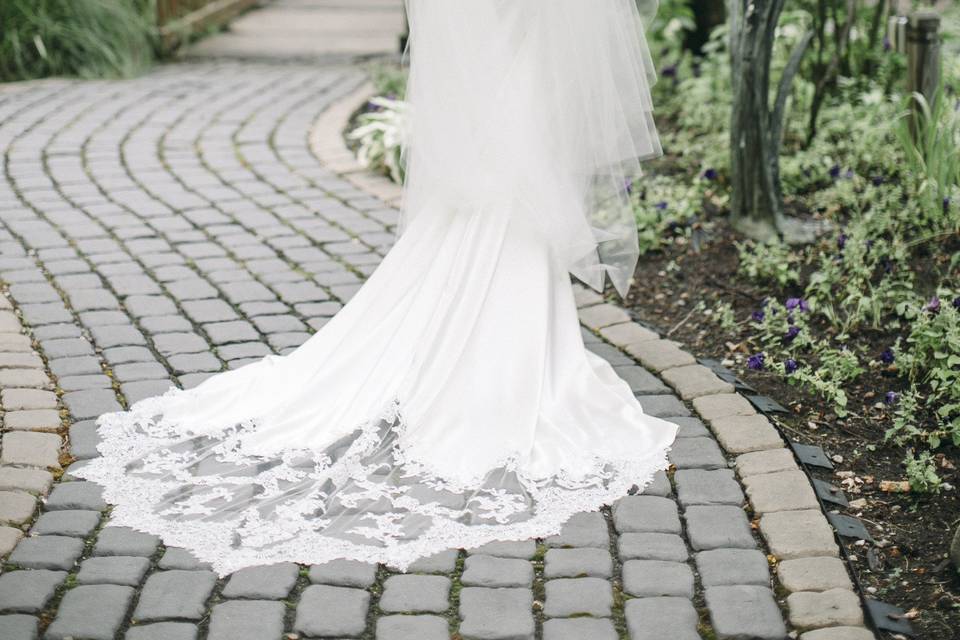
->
[[0, 58, 871, 640]]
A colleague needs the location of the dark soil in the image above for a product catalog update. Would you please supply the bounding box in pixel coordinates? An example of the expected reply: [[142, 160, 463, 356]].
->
[[622, 222, 960, 640]]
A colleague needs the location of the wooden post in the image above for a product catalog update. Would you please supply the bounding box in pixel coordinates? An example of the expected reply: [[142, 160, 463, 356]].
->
[[906, 11, 941, 138]]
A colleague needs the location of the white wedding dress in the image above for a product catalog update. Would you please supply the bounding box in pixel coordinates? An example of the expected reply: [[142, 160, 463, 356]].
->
[[75, 0, 677, 575]]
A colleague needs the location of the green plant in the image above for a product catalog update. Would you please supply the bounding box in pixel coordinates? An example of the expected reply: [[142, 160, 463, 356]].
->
[[736, 240, 801, 286], [0, 0, 155, 81], [347, 97, 408, 184]]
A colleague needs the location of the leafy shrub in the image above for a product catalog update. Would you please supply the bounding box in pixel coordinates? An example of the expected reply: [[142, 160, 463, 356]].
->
[[347, 97, 408, 184], [0, 0, 155, 81]]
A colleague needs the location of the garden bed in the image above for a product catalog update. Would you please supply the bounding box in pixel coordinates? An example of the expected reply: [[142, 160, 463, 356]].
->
[[623, 220, 960, 639]]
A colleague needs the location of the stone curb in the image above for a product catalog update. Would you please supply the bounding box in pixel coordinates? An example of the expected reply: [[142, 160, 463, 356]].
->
[[308, 80, 404, 208], [0, 292, 66, 560]]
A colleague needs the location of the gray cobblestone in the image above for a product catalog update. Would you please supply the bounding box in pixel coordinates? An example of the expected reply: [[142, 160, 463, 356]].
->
[[675, 469, 744, 506], [380, 574, 451, 613], [376, 615, 449, 640], [125, 622, 199, 640], [134, 570, 217, 621], [308, 558, 378, 586], [544, 618, 617, 640], [77, 556, 151, 586], [613, 496, 680, 534], [668, 436, 728, 469], [462, 554, 533, 587], [31, 509, 100, 537], [459, 587, 534, 640], [544, 577, 612, 617], [45, 584, 134, 640], [221, 562, 298, 599], [0, 569, 66, 613], [696, 548, 771, 587], [637, 394, 691, 417], [618, 532, 688, 561], [207, 600, 285, 640], [704, 585, 787, 640], [1, 389, 57, 410], [685, 505, 757, 550], [5, 409, 61, 431], [1, 432, 61, 469], [295, 585, 370, 637], [623, 560, 694, 598], [62, 389, 122, 420], [157, 548, 211, 571], [68, 420, 101, 460], [545, 511, 609, 548], [404, 550, 459, 573], [671, 416, 710, 438], [0, 468, 53, 495], [94, 526, 160, 557], [8, 536, 83, 570], [625, 596, 700, 640], [639, 469, 673, 496], [544, 547, 612, 578], [0, 614, 38, 640]]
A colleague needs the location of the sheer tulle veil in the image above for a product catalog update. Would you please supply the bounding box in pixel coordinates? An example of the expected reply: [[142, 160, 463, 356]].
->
[[400, 0, 662, 296]]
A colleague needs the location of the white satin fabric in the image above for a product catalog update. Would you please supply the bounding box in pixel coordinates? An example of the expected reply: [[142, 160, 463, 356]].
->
[[75, 0, 676, 575]]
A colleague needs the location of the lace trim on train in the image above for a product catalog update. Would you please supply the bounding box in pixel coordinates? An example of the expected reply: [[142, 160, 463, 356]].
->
[[74, 386, 671, 575]]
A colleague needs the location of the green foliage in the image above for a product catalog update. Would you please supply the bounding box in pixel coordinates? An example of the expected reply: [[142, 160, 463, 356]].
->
[[632, 176, 698, 254], [904, 450, 943, 493], [736, 240, 801, 286], [0, 0, 156, 81], [347, 97, 408, 184], [367, 62, 408, 99]]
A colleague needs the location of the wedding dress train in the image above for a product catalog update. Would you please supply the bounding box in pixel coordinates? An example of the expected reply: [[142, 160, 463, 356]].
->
[[75, 0, 677, 575]]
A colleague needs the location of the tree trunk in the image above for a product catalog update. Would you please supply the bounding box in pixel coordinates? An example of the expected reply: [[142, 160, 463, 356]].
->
[[729, 0, 815, 243]]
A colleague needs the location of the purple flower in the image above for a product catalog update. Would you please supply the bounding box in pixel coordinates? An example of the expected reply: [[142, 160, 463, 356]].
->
[[829, 165, 841, 179], [953, 296, 960, 310], [784, 325, 801, 343], [751, 309, 765, 322], [661, 65, 677, 79], [748, 353, 766, 371], [703, 168, 718, 181], [844, 169, 854, 179], [926, 296, 941, 313], [837, 234, 848, 250], [880, 348, 895, 364], [872, 176, 885, 186], [884, 391, 899, 405], [655, 201, 668, 210], [785, 358, 799, 374], [883, 36, 892, 52], [624, 178, 634, 195], [785, 297, 810, 313]]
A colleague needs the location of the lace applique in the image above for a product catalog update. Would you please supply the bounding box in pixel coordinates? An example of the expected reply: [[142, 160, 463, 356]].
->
[[74, 386, 670, 575]]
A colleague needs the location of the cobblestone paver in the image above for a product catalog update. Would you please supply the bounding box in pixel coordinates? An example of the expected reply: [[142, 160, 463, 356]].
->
[[0, 13, 872, 640]]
